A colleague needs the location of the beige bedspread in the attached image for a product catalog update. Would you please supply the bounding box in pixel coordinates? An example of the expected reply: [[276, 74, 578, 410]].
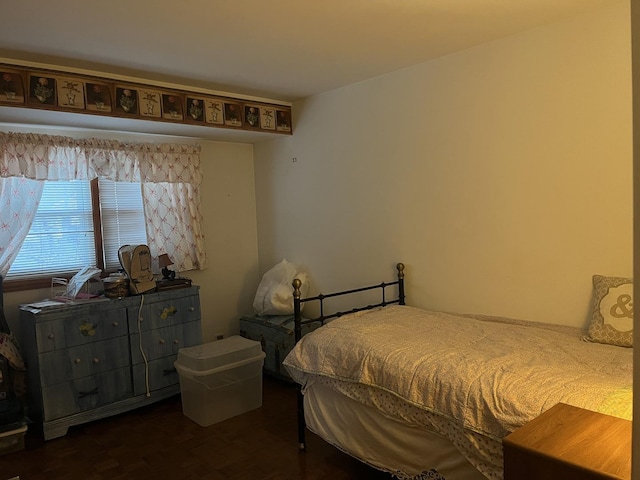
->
[[283, 305, 632, 440]]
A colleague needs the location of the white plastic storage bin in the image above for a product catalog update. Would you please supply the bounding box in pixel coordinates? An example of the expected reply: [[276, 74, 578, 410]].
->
[[174, 335, 266, 426]]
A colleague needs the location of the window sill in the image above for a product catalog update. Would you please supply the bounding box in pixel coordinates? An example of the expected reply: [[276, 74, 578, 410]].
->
[[3, 270, 118, 294], [2, 277, 65, 293]]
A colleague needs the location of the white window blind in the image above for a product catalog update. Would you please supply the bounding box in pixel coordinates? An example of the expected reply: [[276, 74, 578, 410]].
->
[[7, 181, 96, 278], [98, 179, 148, 271]]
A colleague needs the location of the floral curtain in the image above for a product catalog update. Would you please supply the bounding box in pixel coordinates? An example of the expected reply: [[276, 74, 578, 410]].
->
[[136, 144, 206, 273], [0, 132, 207, 277], [0, 177, 44, 277]]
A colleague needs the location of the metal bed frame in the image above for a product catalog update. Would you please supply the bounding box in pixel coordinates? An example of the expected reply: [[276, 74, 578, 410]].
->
[[291, 262, 405, 450]]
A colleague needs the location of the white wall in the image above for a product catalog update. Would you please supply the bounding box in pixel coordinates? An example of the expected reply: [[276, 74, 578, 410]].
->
[[188, 140, 259, 341], [254, 2, 632, 329], [0, 124, 260, 342]]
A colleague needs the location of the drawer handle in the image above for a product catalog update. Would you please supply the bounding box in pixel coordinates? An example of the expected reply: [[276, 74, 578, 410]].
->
[[74, 358, 81, 364], [92, 358, 100, 364], [159, 339, 166, 345], [78, 387, 99, 398], [112, 321, 119, 327], [163, 368, 177, 376], [48, 334, 54, 340], [189, 307, 195, 312], [173, 339, 179, 345]]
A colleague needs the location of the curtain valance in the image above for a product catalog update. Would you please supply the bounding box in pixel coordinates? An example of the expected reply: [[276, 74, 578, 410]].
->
[[0, 132, 202, 185]]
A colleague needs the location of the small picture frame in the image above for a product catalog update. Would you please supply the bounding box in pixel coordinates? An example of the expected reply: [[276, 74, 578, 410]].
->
[[244, 104, 261, 129], [115, 86, 139, 115], [85, 81, 112, 113], [56, 76, 85, 109], [0, 69, 26, 105], [205, 98, 224, 125], [28, 73, 56, 106], [260, 106, 276, 130], [138, 88, 162, 118], [223, 101, 242, 127], [185, 96, 205, 123], [276, 108, 292, 133], [162, 93, 183, 121]]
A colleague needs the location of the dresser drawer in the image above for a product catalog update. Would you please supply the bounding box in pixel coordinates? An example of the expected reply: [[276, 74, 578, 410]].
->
[[39, 337, 130, 386], [132, 356, 180, 396], [128, 295, 201, 332], [42, 367, 132, 420], [35, 308, 128, 352], [130, 322, 200, 364]]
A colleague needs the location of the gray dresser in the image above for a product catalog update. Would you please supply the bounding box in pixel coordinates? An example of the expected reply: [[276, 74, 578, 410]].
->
[[19, 286, 201, 440]]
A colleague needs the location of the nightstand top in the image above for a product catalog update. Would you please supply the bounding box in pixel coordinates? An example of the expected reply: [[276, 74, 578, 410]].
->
[[503, 403, 631, 479]]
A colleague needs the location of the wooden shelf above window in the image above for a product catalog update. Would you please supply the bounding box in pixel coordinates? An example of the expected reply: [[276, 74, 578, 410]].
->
[[0, 62, 292, 136]]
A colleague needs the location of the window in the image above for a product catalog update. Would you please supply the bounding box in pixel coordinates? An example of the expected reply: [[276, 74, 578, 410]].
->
[[0, 133, 206, 293], [97, 179, 148, 271], [6, 179, 148, 282], [8, 181, 95, 278]]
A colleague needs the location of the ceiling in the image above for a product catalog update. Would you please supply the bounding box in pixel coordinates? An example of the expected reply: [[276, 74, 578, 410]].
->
[[0, 0, 623, 141]]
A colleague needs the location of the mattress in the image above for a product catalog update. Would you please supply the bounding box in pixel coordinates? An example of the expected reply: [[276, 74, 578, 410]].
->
[[304, 377, 494, 479], [283, 305, 633, 479]]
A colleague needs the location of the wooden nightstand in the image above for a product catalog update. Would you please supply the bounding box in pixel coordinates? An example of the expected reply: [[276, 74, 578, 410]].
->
[[503, 403, 631, 480]]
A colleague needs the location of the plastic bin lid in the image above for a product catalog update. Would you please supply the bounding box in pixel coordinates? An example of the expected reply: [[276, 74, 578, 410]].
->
[[176, 335, 263, 372]]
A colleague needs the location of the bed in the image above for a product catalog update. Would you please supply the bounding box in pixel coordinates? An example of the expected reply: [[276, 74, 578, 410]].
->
[[282, 263, 633, 480]]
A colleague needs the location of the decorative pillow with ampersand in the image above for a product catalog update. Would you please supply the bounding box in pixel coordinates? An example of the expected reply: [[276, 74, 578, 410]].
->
[[584, 275, 633, 347]]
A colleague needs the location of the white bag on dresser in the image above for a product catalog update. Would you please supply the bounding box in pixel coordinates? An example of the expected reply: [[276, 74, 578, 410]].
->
[[253, 259, 309, 315]]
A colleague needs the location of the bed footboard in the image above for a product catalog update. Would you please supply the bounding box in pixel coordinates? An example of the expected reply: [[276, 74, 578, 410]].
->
[[291, 262, 405, 451]]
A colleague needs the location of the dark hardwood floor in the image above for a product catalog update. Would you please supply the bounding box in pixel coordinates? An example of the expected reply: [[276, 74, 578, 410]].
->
[[0, 376, 393, 480]]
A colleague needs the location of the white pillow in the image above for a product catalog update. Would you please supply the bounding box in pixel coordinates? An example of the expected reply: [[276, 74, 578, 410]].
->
[[253, 259, 309, 316]]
